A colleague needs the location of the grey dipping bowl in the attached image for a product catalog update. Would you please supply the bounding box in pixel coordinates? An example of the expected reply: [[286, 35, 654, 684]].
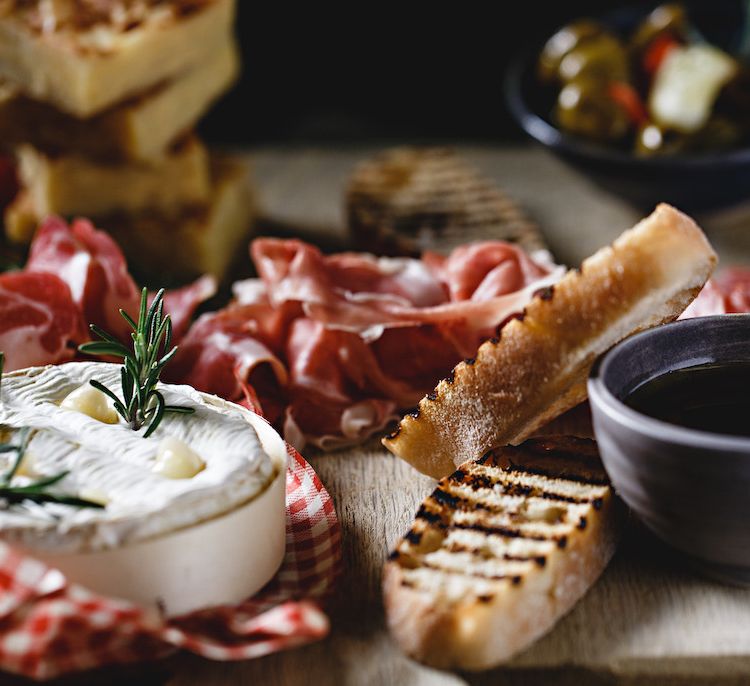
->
[[588, 314, 750, 586]]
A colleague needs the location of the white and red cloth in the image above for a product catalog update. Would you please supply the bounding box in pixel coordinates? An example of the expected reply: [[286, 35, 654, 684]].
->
[[0, 445, 341, 681]]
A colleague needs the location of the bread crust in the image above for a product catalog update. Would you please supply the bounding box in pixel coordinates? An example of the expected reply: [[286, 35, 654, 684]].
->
[[383, 436, 622, 670], [383, 204, 717, 478]]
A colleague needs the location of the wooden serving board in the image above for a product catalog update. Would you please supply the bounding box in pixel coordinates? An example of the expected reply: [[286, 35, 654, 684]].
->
[[162, 147, 750, 686]]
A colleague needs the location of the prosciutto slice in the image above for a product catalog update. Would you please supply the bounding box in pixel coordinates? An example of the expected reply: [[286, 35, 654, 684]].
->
[[25, 216, 216, 344], [0, 272, 85, 371], [1, 216, 216, 373], [174, 238, 564, 450], [26, 216, 141, 341], [682, 268, 750, 318]]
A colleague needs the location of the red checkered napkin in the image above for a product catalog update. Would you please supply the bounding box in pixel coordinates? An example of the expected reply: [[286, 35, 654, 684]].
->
[[0, 445, 341, 681]]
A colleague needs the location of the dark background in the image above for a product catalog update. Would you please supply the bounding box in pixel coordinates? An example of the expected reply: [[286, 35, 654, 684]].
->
[[200, 2, 657, 146]]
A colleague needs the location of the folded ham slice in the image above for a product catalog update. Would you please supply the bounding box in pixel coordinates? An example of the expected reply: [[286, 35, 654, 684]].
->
[[26, 216, 217, 342], [26, 216, 142, 341], [682, 268, 750, 318], [171, 238, 564, 450], [0, 271, 85, 370], [0, 216, 217, 373]]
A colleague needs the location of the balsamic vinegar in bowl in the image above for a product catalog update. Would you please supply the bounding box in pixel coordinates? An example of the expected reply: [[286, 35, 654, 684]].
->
[[625, 361, 750, 438], [588, 314, 750, 586]]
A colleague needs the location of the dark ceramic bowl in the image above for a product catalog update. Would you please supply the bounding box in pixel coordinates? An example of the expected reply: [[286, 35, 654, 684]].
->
[[504, 2, 750, 211], [588, 314, 750, 586]]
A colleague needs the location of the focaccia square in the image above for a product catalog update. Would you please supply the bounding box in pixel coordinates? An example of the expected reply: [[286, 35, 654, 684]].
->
[[0, 40, 239, 161], [11, 135, 211, 237], [0, 0, 235, 117]]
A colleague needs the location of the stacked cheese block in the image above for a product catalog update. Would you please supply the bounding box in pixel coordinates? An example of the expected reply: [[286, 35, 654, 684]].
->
[[0, 0, 251, 280]]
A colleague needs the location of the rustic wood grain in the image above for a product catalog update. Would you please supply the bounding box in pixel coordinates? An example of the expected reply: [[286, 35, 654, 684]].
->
[[162, 146, 750, 686]]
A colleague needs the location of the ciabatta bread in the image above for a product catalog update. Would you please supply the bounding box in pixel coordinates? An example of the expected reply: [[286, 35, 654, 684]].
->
[[383, 204, 716, 478], [383, 436, 621, 670]]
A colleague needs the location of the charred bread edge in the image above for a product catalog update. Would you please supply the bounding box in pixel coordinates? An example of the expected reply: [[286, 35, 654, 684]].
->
[[382, 204, 717, 478], [383, 437, 622, 670]]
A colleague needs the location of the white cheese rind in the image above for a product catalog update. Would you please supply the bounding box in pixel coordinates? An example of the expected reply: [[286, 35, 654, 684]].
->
[[0, 362, 277, 554], [34, 407, 287, 617]]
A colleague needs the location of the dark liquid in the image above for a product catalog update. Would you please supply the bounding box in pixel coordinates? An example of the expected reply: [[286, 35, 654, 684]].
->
[[625, 361, 750, 438]]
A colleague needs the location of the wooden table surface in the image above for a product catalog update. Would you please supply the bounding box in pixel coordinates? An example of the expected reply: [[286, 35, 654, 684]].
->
[[42, 145, 750, 686]]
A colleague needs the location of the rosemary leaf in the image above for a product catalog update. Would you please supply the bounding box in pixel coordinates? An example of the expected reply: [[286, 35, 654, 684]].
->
[[88, 324, 122, 346], [9, 470, 68, 491], [3, 427, 31, 485], [0, 488, 104, 509], [79, 287, 194, 437], [121, 367, 133, 406], [79, 341, 131, 358], [143, 391, 165, 438], [119, 308, 137, 331], [0, 432, 101, 509]]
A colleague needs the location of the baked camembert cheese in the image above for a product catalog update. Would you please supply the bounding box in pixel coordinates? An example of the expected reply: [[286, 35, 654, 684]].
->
[[0, 361, 287, 616]]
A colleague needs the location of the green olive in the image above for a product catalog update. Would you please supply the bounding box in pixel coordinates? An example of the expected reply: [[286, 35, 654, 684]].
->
[[537, 20, 604, 83], [556, 78, 632, 141], [558, 34, 630, 84], [692, 117, 744, 151], [634, 122, 688, 156], [631, 3, 687, 54]]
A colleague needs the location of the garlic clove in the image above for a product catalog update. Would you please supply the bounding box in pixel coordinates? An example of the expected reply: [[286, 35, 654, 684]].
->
[[60, 384, 119, 424], [152, 436, 205, 479]]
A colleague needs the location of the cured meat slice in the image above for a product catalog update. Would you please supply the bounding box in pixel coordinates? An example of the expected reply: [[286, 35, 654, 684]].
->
[[6, 219, 562, 450], [0, 271, 85, 371], [682, 268, 750, 318], [166, 307, 289, 423], [26, 216, 141, 341], [161, 274, 218, 342], [26, 215, 216, 342], [1, 216, 215, 374], [251, 238, 563, 351]]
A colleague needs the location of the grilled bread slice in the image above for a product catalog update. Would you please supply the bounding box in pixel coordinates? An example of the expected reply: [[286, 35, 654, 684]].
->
[[346, 147, 546, 256], [384, 436, 620, 670], [383, 204, 716, 478]]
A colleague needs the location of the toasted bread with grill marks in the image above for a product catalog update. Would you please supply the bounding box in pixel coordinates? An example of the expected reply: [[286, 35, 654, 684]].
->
[[346, 147, 546, 256], [383, 204, 716, 478], [383, 436, 621, 670]]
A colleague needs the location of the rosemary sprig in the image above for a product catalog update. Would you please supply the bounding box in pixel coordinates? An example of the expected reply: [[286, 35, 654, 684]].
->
[[78, 287, 193, 438], [0, 429, 103, 509]]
